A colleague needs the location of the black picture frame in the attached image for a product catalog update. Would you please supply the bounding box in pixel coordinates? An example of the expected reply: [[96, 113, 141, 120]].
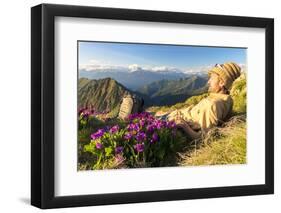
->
[[31, 3, 274, 209]]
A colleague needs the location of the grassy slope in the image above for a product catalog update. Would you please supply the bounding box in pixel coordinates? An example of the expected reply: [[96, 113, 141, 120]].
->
[[179, 115, 246, 166]]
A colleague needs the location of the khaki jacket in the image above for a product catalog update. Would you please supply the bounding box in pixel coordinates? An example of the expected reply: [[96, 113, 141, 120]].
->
[[167, 93, 233, 131]]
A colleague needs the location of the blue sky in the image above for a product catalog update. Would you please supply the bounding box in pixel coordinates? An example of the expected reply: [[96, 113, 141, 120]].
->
[[79, 41, 246, 71]]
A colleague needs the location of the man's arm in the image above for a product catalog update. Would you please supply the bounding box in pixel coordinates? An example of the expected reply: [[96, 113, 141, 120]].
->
[[175, 119, 202, 140]]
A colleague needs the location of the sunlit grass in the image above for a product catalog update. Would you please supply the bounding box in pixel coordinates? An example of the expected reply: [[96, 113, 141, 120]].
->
[[179, 115, 246, 166]]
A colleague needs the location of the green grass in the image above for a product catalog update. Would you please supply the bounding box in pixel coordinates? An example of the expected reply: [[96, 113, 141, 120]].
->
[[179, 115, 246, 166], [230, 73, 247, 114]]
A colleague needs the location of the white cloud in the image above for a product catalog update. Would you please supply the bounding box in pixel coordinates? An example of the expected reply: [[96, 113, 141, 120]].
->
[[128, 64, 142, 72], [79, 64, 114, 71], [79, 59, 125, 72], [183, 65, 212, 75], [151, 66, 181, 73]]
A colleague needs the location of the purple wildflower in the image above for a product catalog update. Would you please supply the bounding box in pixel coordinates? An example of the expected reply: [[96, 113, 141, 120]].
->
[[150, 132, 159, 143], [139, 119, 145, 127], [109, 125, 119, 134], [78, 107, 85, 115], [127, 123, 140, 131], [79, 106, 97, 118], [124, 132, 133, 140], [90, 129, 105, 140], [82, 111, 90, 119], [104, 126, 111, 132], [128, 112, 153, 121], [95, 142, 103, 149], [140, 112, 151, 119], [128, 113, 138, 121], [153, 120, 163, 130], [115, 146, 124, 154], [134, 143, 145, 153], [161, 120, 167, 128], [146, 124, 156, 133], [167, 121, 176, 128], [135, 132, 146, 142]]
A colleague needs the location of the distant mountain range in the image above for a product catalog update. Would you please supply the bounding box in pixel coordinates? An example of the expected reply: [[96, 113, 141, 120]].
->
[[79, 68, 206, 91], [136, 75, 208, 106]]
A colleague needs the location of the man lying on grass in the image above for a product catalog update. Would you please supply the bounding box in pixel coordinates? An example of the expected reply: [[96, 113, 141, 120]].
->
[[166, 62, 241, 140]]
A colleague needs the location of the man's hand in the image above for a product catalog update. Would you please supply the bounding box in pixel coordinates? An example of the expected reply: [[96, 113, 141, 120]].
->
[[174, 117, 190, 130], [174, 117, 201, 140]]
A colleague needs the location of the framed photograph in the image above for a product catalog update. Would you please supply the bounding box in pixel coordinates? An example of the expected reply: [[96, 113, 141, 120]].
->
[[31, 3, 274, 209]]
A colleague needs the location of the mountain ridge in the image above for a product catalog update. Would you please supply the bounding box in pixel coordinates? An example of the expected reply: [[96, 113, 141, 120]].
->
[[78, 78, 132, 114]]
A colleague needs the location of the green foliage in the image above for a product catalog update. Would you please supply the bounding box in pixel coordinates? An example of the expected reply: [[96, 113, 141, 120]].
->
[[78, 114, 104, 130], [78, 114, 129, 170], [84, 129, 126, 169], [230, 74, 247, 114], [78, 127, 98, 170]]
